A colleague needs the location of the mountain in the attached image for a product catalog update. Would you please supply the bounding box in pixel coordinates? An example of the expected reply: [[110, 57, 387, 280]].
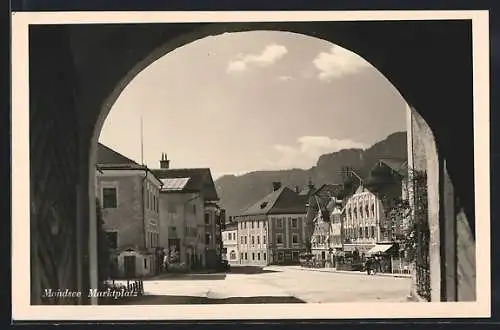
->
[[215, 131, 407, 217]]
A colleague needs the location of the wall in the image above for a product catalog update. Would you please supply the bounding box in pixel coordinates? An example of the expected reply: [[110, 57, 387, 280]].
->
[[143, 174, 161, 251], [158, 192, 204, 267], [407, 105, 441, 301], [268, 213, 307, 264], [117, 250, 153, 277], [98, 173, 144, 249], [344, 190, 381, 245], [222, 228, 239, 264], [237, 215, 268, 265]]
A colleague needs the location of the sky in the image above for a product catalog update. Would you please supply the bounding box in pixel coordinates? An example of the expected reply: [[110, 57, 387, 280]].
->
[[99, 31, 407, 180]]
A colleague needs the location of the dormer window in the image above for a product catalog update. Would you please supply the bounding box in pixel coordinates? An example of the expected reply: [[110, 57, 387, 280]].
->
[[260, 202, 268, 209]]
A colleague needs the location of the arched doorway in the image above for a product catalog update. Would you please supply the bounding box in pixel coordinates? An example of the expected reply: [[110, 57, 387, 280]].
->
[[25, 18, 478, 305]]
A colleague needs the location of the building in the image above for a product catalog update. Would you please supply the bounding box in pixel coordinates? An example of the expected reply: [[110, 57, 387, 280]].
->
[[95, 143, 163, 278], [307, 184, 344, 261], [342, 185, 384, 256], [234, 182, 308, 266], [365, 158, 409, 240], [222, 220, 239, 264], [152, 154, 222, 271]]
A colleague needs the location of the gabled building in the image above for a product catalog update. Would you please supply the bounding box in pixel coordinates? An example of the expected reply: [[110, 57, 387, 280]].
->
[[96, 143, 163, 278], [307, 184, 344, 261], [234, 182, 308, 265], [151, 154, 223, 270]]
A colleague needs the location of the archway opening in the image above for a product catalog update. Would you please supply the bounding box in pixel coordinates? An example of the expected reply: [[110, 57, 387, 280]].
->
[[90, 29, 446, 304]]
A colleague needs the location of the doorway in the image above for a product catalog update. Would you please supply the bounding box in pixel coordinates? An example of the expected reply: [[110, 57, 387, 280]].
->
[[123, 255, 136, 278]]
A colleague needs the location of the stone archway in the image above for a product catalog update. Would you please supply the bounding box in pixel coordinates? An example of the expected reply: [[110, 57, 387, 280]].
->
[[28, 19, 476, 304]]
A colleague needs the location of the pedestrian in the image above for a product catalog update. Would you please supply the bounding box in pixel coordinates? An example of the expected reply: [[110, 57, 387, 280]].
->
[[163, 253, 169, 273]]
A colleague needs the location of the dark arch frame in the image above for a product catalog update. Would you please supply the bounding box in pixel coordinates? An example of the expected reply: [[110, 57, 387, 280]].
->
[[27, 19, 477, 305]]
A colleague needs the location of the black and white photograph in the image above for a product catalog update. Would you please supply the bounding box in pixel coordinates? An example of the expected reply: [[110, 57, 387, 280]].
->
[[11, 10, 490, 320]]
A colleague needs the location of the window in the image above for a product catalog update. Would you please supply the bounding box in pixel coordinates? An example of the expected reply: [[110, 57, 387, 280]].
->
[[244, 222, 247, 229], [365, 226, 369, 238], [291, 218, 298, 228], [252, 236, 255, 245], [277, 218, 283, 229], [204, 213, 210, 225], [244, 236, 247, 244], [292, 234, 299, 244], [146, 191, 150, 209], [257, 236, 260, 244], [257, 221, 260, 228], [205, 233, 211, 245], [359, 227, 363, 238], [102, 187, 117, 208], [263, 253, 267, 260], [263, 235, 266, 244], [257, 253, 261, 260], [276, 234, 283, 244], [230, 251, 236, 260], [371, 203, 375, 216], [292, 251, 299, 261], [144, 258, 147, 269], [252, 253, 255, 260], [105, 231, 118, 249], [371, 226, 376, 238], [241, 236, 244, 244], [193, 204, 197, 215], [241, 252, 244, 260], [278, 252, 284, 261], [245, 253, 248, 260], [251, 221, 254, 229]]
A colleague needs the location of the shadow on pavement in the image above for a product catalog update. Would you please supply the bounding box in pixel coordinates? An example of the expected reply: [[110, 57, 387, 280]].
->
[[100, 295, 305, 305], [150, 273, 227, 281], [229, 266, 281, 275]]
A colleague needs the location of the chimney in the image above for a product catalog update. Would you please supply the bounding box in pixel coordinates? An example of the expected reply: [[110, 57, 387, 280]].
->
[[160, 152, 170, 169], [272, 181, 282, 191]]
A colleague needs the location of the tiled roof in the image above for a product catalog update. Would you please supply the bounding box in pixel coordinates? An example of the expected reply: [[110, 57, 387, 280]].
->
[[241, 186, 307, 216], [152, 168, 219, 201], [96, 143, 138, 165]]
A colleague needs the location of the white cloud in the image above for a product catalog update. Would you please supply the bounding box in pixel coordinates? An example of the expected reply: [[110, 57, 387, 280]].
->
[[267, 136, 367, 170], [227, 44, 288, 73], [312, 46, 371, 81]]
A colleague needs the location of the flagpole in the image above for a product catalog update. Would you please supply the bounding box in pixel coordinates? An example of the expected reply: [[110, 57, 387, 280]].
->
[[140, 113, 144, 165]]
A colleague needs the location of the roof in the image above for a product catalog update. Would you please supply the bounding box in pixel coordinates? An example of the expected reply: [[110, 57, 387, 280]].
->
[[160, 177, 191, 191], [96, 143, 163, 185], [241, 186, 307, 216], [223, 222, 238, 231], [152, 168, 219, 201], [97, 143, 138, 165], [373, 158, 408, 177]]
